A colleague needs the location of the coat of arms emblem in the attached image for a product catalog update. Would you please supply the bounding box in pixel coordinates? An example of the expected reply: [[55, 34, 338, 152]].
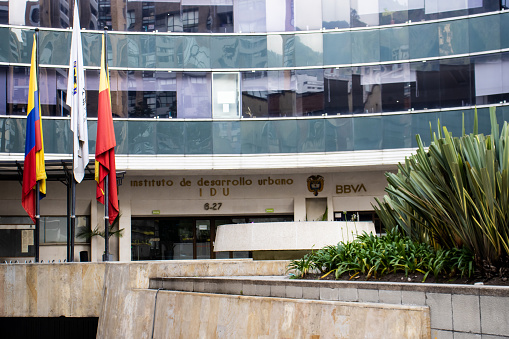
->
[[307, 175, 324, 196]]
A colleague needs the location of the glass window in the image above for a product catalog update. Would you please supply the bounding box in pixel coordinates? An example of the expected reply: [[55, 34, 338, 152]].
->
[[323, 32, 352, 66], [408, 22, 438, 59], [325, 117, 354, 152], [155, 71, 177, 118], [7, 66, 29, 116], [322, 0, 350, 29], [294, 0, 322, 31], [156, 35, 181, 68], [379, 26, 409, 62], [379, 0, 408, 25], [9, 0, 39, 26], [241, 71, 268, 118], [502, 12, 509, 50], [234, 0, 266, 33], [472, 54, 503, 105], [410, 60, 440, 110], [295, 33, 323, 67], [503, 52, 509, 103], [156, 120, 185, 154], [351, 29, 380, 64], [210, 36, 239, 68], [324, 67, 352, 115], [353, 116, 382, 150], [439, 19, 469, 56], [380, 63, 412, 112], [240, 119, 270, 153], [351, 0, 379, 27], [382, 114, 412, 149], [468, 0, 500, 15], [180, 3, 233, 33], [39, 30, 72, 66], [269, 120, 298, 153], [128, 34, 156, 69], [268, 70, 297, 117], [352, 65, 382, 114], [266, 0, 294, 32], [212, 72, 240, 118], [469, 14, 500, 53], [0, 3, 7, 25], [128, 120, 157, 154], [408, 0, 426, 22], [440, 57, 472, 108], [184, 120, 212, 154], [154, 2, 182, 32], [295, 69, 324, 116], [82, 32, 102, 68], [213, 120, 241, 154], [298, 119, 325, 152], [179, 35, 210, 68], [411, 111, 438, 147], [267, 34, 295, 68], [128, 71, 157, 118], [177, 72, 212, 118], [41, 216, 90, 244]]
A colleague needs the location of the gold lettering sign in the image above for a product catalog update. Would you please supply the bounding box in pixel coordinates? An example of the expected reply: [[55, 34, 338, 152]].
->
[[336, 184, 367, 194]]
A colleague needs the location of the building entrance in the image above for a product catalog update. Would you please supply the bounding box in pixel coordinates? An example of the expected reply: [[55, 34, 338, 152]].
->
[[131, 215, 293, 261]]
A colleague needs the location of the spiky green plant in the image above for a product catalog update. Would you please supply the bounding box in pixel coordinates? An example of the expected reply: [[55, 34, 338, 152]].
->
[[374, 107, 509, 266]]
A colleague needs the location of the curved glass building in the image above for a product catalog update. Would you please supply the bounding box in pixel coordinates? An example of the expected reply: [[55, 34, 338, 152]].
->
[[0, 0, 508, 262]]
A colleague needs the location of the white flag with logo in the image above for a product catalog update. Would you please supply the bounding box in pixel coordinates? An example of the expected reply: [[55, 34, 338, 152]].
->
[[66, 0, 89, 183]]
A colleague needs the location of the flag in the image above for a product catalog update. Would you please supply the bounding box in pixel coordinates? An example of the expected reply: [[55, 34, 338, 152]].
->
[[66, 0, 89, 183], [22, 37, 46, 223], [95, 34, 119, 224]]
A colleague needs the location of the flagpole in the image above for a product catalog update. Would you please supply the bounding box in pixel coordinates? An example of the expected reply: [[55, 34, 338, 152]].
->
[[71, 178, 76, 262], [103, 27, 109, 262], [34, 28, 40, 263], [66, 174, 71, 262]]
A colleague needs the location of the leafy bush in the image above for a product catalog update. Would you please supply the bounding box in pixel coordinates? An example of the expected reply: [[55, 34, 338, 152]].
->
[[373, 107, 509, 270], [286, 230, 474, 282]]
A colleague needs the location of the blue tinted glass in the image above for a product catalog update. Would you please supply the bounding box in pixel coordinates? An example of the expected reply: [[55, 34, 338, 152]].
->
[[82, 32, 101, 67], [298, 119, 325, 153], [323, 32, 351, 66], [128, 120, 157, 154], [324, 117, 354, 152], [179, 36, 210, 69], [382, 114, 412, 149], [409, 23, 439, 59], [502, 13, 509, 50], [156, 35, 182, 69], [469, 14, 500, 53], [411, 112, 438, 147], [295, 34, 323, 67], [269, 120, 298, 153], [439, 109, 474, 138], [156, 120, 184, 154], [239, 36, 267, 68], [213, 121, 241, 154], [42, 119, 71, 154], [322, 0, 350, 29], [109, 33, 128, 68], [439, 19, 469, 56], [128, 35, 156, 69], [240, 120, 269, 154], [185, 121, 212, 154], [114, 120, 128, 155], [267, 35, 295, 68], [476, 107, 494, 136], [211, 36, 239, 68], [351, 30, 380, 64], [380, 26, 409, 62], [0, 28, 9, 62], [353, 116, 382, 150], [38, 30, 71, 66], [10, 29, 34, 64]]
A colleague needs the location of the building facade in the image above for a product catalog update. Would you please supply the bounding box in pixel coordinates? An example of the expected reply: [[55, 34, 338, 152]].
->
[[0, 0, 508, 262]]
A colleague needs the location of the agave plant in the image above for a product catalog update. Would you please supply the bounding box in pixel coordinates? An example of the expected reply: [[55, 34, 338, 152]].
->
[[374, 107, 509, 267]]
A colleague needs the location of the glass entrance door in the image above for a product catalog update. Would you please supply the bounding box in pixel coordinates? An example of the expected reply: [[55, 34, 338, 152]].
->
[[195, 220, 211, 259]]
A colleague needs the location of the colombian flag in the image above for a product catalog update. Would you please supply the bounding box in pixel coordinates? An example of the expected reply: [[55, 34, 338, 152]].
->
[[22, 38, 46, 223], [95, 34, 119, 224]]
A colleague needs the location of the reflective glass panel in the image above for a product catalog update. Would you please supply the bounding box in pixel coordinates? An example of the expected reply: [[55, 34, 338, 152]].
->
[[82, 32, 101, 67], [269, 120, 298, 153], [469, 14, 500, 53], [241, 71, 268, 118], [472, 54, 503, 105], [179, 35, 210, 68], [379, 0, 408, 25], [382, 114, 412, 149], [213, 120, 241, 154], [155, 71, 177, 118], [323, 68, 351, 115], [267, 34, 295, 68], [41, 217, 89, 244], [322, 0, 350, 29], [240, 119, 269, 154], [408, 22, 438, 59], [351, 0, 380, 27], [0, 27, 9, 62], [325, 117, 354, 152], [353, 116, 382, 150], [352, 66, 382, 114], [379, 26, 409, 62], [128, 34, 156, 68], [439, 57, 472, 108], [268, 70, 296, 117], [109, 33, 128, 68], [40, 118, 71, 154], [177, 72, 212, 118], [128, 120, 157, 154], [234, 0, 266, 33], [503, 52, 509, 103], [295, 33, 323, 67], [380, 63, 412, 112], [9, 28, 34, 64], [156, 35, 181, 68], [154, 2, 182, 32], [502, 13, 509, 49], [212, 72, 239, 118], [184, 120, 212, 154], [298, 119, 325, 152], [438, 0, 468, 19], [411, 111, 438, 147], [266, 0, 295, 32], [351, 30, 380, 64], [468, 0, 501, 15], [110, 70, 129, 118], [294, 0, 322, 31], [39, 30, 71, 66], [409, 60, 440, 110], [156, 120, 185, 154], [323, 32, 352, 66], [128, 71, 157, 118], [210, 36, 239, 68], [114, 120, 128, 155], [439, 19, 469, 56], [295, 69, 324, 116]]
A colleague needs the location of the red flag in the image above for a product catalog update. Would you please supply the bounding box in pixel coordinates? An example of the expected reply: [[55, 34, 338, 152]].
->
[[95, 34, 118, 224], [22, 38, 46, 223]]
